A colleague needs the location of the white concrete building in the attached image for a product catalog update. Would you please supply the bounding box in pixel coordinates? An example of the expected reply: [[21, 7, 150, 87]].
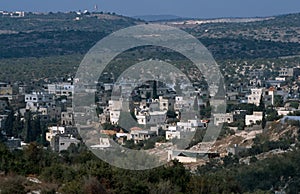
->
[[166, 131, 181, 140], [276, 107, 294, 116], [213, 113, 234, 126], [129, 130, 156, 143], [46, 126, 65, 142], [47, 82, 74, 97], [247, 88, 263, 106], [245, 112, 263, 126], [167, 150, 198, 163], [110, 110, 120, 125], [90, 138, 111, 149], [107, 99, 123, 124], [176, 119, 207, 131]]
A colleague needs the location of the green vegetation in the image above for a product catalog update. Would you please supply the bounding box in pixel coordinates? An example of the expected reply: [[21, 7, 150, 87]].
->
[[1, 140, 300, 193], [196, 149, 300, 193], [0, 54, 81, 83], [201, 37, 300, 60], [0, 12, 138, 33], [0, 12, 138, 60]]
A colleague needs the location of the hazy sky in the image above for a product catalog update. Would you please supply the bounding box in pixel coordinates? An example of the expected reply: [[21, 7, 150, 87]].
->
[[1, 0, 300, 18]]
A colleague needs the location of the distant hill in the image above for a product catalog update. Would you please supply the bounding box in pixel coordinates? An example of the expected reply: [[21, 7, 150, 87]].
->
[[133, 14, 184, 22], [0, 12, 139, 33], [1, 11, 300, 60], [0, 12, 140, 58]]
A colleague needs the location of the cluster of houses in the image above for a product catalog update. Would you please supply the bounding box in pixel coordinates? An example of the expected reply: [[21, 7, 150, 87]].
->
[[0, 79, 81, 152], [220, 67, 300, 127], [95, 77, 209, 145], [94, 67, 300, 163], [0, 11, 25, 17], [1, 66, 300, 164]]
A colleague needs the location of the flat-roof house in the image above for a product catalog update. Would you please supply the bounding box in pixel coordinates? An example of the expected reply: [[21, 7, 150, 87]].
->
[[213, 113, 234, 126], [129, 130, 156, 143], [245, 112, 263, 126]]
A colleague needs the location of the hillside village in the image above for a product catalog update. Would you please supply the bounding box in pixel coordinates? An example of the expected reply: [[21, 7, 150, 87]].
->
[[1, 8, 300, 193], [1, 62, 300, 166]]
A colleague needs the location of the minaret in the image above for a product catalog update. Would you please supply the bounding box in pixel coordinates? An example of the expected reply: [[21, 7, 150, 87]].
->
[[94, 4, 98, 12]]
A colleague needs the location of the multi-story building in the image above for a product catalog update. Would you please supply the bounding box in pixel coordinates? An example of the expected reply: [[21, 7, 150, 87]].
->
[[39, 105, 62, 121], [158, 96, 175, 111], [136, 111, 166, 125], [25, 92, 54, 111], [46, 126, 65, 142], [47, 82, 74, 97], [247, 88, 263, 106], [176, 119, 207, 131], [279, 67, 300, 77], [61, 108, 74, 126]]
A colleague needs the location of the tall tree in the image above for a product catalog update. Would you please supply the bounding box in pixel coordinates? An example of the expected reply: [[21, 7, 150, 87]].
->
[[23, 110, 32, 143], [4, 108, 14, 137], [13, 110, 23, 138]]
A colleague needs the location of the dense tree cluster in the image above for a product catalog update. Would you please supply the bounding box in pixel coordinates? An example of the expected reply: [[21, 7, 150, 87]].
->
[[0, 140, 300, 193]]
